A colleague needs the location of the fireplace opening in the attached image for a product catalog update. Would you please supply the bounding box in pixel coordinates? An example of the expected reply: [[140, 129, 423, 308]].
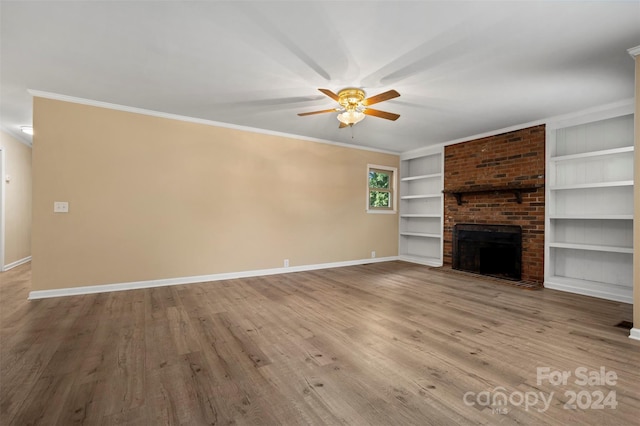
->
[[453, 224, 522, 280]]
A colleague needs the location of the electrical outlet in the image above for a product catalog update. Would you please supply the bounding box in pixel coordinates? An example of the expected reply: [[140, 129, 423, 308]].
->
[[371, 251, 376, 258], [54, 201, 69, 213], [284, 259, 289, 267]]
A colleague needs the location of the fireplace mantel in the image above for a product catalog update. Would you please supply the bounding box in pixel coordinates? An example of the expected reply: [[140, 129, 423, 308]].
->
[[443, 183, 544, 205]]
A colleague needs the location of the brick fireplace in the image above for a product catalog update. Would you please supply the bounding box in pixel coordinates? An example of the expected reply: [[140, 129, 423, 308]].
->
[[443, 125, 545, 284]]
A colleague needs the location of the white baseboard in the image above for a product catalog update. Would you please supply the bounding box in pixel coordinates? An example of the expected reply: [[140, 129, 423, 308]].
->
[[630, 328, 640, 341], [544, 279, 633, 304], [28, 256, 399, 300], [3, 256, 31, 271], [398, 255, 442, 267]]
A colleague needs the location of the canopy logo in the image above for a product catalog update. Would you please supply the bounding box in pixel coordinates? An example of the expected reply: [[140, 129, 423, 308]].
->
[[463, 387, 553, 414], [462, 366, 618, 415]]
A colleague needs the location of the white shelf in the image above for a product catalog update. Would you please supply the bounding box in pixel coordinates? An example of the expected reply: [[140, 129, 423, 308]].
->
[[400, 232, 441, 238], [549, 146, 634, 162], [549, 214, 633, 220], [400, 194, 442, 200], [545, 276, 632, 304], [399, 149, 444, 264], [549, 242, 633, 254], [545, 112, 634, 304], [401, 173, 442, 182], [549, 180, 633, 191]]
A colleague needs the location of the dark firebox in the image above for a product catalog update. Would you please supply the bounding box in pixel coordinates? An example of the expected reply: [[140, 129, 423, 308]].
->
[[453, 223, 522, 281]]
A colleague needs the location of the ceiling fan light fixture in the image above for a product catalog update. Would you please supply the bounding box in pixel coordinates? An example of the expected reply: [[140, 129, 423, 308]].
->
[[337, 109, 365, 126]]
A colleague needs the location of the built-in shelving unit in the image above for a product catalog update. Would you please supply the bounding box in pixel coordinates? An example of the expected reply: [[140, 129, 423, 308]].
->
[[399, 147, 443, 266], [545, 110, 634, 303]]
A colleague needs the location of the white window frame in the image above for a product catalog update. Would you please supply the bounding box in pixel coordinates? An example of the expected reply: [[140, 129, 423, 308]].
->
[[366, 164, 397, 214]]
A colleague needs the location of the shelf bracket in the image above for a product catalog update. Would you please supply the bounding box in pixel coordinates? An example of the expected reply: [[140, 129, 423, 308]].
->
[[513, 190, 523, 204], [453, 193, 463, 205]]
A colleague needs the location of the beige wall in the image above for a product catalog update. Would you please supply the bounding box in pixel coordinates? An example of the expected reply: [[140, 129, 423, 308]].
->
[[0, 130, 32, 267], [634, 54, 639, 329], [32, 98, 399, 291]]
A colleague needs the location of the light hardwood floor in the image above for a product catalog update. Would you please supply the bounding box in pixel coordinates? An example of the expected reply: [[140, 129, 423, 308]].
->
[[1, 261, 638, 425]]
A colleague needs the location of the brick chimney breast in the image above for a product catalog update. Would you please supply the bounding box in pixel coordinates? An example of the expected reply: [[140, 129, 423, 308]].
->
[[443, 125, 545, 284]]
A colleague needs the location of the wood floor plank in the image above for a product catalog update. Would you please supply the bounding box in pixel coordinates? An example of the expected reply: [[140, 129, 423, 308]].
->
[[1, 261, 639, 425]]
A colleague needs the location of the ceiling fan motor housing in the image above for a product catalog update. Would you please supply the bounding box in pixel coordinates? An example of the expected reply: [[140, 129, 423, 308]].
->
[[338, 88, 366, 110]]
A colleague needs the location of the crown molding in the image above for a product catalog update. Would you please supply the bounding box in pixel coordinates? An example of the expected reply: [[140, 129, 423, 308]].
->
[[403, 98, 634, 153], [0, 126, 33, 147], [400, 144, 444, 160], [628, 45, 640, 58], [27, 90, 399, 155], [541, 98, 634, 130]]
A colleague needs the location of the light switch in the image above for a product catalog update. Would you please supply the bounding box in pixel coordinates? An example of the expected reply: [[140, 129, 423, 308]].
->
[[54, 201, 69, 213]]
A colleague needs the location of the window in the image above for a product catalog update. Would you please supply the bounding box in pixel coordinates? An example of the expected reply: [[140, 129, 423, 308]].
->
[[367, 164, 397, 213]]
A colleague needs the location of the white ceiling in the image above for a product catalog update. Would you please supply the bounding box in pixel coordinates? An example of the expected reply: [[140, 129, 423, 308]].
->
[[2, 1, 639, 153]]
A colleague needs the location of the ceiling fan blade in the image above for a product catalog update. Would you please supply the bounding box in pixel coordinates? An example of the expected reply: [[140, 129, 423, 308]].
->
[[318, 88, 340, 102], [297, 108, 337, 116], [338, 122, 349, 129], [363, 108, 400, 121], [362, 89, 400, 106]]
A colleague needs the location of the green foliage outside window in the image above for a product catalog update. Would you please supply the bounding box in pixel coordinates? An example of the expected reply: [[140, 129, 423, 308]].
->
[[369, 170, 392, 208], [369, 190, 390, 208], [369, 171, 390, 189]]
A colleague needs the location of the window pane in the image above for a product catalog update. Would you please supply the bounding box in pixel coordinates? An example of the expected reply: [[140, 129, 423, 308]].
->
[[369, 171, 390, 189], [369, 191, 391, 208]]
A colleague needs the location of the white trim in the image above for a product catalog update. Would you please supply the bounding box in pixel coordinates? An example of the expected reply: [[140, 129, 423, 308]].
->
[[399, 255, 443, 267], [632, 44, 640, 345], [401, 145, 445, 160], [401, 98, 634, 155], [3, 256, 31, 272], [0, 148, 4, 271], [442, 120, 546, 149], [544, 99, 635, 131], [0, 126, 32, 147], [27, 256, 399, 300], [544, 125, 554, 289], [448, 99, 634, 147], [628, 45, 640, 58], [544, 279, 633, 304], [27, 89, 398, 155]]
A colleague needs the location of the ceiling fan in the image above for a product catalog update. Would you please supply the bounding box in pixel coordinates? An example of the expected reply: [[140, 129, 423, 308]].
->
[[298, 88, 400, 128]]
